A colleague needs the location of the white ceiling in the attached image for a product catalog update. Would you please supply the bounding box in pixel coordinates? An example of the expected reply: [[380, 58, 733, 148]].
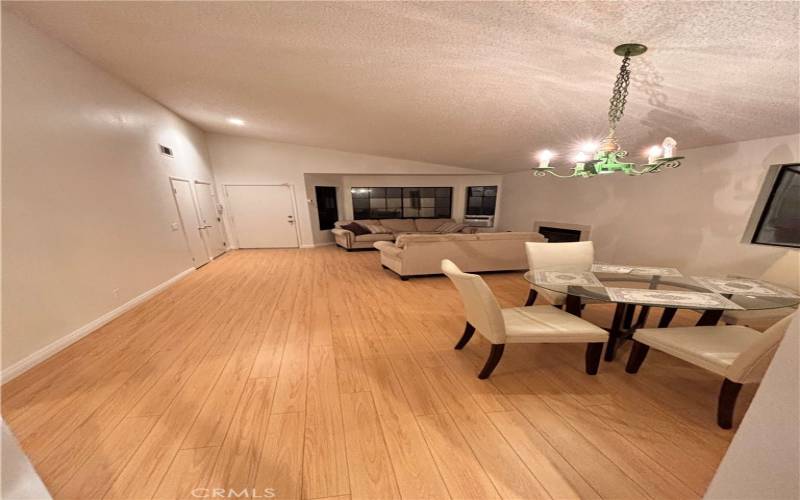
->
[[7, 1, 799, 172]]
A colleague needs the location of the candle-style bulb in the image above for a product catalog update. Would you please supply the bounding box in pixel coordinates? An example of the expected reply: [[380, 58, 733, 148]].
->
[[647, 145, 662, 165], [662, 137, 677, 158], [537, 150, 554, 168]]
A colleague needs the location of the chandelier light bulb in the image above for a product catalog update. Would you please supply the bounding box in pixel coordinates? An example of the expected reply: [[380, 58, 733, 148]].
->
[[647, 145, 662, 164], [574, 152, 588, 163], [662, 137, 677, 158], [580, 141, 599, 153], [537, 150, 554, 168]]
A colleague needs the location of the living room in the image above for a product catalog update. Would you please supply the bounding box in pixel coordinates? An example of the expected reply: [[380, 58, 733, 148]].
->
[[2, 2, 799, 500]]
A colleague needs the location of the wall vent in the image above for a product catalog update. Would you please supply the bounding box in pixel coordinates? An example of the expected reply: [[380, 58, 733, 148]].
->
[[159, 144, 174, 157]]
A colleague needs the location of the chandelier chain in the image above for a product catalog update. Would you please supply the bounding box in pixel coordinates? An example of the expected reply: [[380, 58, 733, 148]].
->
[[608, 54, 631, 130]]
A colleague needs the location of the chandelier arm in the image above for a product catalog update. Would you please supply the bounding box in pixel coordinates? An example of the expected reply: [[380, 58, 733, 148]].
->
[[546, 169, 581, 178], [532, 168, 579, 178]]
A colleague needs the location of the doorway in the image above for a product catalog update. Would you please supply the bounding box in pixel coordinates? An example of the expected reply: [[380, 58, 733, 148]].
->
[[224, 184, 300, 248], [170, 178, 209, 267], [314, 186, 339, 230], [194, 181, 227, 258]]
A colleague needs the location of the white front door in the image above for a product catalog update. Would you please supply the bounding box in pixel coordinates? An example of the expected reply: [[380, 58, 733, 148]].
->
[[194, 181, 227, 258], [224, 184, 299, 248], [170, 178, 210, 267]]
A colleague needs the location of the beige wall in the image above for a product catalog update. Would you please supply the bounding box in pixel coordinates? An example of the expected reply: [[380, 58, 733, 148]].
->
[[206, 133, 492, 247], [706, 315, 799, 499], [498, 134, 800, 277], [2, 12, 215, 373]]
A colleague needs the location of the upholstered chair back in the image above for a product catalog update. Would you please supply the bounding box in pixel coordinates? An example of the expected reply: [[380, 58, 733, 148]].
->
[[727, 313, 795, 384], [760, 253, 799, 292], [441, 259, 506, 344], [525, 241, 594, 272]]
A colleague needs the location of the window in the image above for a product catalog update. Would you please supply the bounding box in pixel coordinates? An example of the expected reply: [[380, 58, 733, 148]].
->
[[351, 187, 452, 219], [750, 164, 800, 248], [465, 186, 497, 216]]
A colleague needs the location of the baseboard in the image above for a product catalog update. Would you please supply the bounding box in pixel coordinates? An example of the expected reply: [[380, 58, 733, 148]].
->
[[1, 267, 195, 384]]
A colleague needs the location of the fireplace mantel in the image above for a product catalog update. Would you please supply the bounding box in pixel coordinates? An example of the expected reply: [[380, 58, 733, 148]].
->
[[533, 221, 592, 242]]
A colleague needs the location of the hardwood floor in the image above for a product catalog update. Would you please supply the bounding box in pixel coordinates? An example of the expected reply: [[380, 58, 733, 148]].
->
[[2, 247, 756, 499]]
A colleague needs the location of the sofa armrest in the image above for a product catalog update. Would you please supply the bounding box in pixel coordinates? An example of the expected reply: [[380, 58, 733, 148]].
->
[[373, 241, 402, 257], [331, 228, 354, 247]]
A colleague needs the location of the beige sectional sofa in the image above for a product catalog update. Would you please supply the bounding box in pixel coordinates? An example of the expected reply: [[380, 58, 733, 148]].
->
[[330, 218, 474, 250], [374, 231, 546, 280]]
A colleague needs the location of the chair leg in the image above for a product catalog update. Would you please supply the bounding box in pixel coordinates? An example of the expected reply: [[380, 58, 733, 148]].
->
[[718, 378, 743, 429], [478, 344, 505, 379], [454, 322, 475, 350], [625, 340, 650, 373], [585, 343, 604, 375], [524, 289, 538, 306]]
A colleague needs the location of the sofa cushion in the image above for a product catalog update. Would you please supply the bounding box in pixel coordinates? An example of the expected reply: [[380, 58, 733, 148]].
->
[[395, 233, 478, 248], [437, 221, 465, 233], [354, 233, 395, 242], [362, 222, 391, 234], [335, 219, 376, 228], [476, 231, 545, 241], [379, 219, 417, 233], [341, 222, 370, 236], [415, 218, 453, 232]]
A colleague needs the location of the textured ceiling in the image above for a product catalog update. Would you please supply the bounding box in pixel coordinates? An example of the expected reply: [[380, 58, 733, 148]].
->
[[6, 1, 800, 172]]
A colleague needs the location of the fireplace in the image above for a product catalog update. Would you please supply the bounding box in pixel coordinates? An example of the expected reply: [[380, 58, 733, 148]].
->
[[533, 221, 591, 242]]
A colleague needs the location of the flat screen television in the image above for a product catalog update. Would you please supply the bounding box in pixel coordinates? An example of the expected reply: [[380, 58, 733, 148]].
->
[[744, 163, 800, 248]]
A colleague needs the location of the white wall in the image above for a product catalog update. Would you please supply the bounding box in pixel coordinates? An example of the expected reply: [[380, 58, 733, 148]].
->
[[303, 173, 344, 245], [705, 315, 799, 499], [2, 12, 215, 374], [206, 133, 492, 247], [498, 134, 800, 277]]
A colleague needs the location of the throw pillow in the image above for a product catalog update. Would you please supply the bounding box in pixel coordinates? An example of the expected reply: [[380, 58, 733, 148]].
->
[[363, 223, 390, 234], [436, 221, 465, 234], [341, 222, 370, 236]]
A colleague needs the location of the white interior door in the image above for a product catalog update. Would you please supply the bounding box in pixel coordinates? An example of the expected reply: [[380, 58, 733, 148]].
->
[[194, 181, 227, 258], [225, 184, 299, 248], [170, 178, 210, 267]]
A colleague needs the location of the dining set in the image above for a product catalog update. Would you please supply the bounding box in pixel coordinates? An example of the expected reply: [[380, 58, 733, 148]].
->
[[442, 241, 798, 428]]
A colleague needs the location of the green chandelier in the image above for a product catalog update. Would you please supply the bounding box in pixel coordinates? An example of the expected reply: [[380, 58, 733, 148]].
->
[[532, 43, 684, 178]]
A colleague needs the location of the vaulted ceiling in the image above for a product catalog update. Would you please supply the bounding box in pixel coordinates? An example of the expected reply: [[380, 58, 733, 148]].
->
[[7, 1, 799, 172]]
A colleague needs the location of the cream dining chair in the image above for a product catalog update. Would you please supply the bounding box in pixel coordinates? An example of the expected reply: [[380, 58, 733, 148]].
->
[[625, 313, 795, 429], [442, 259, 608, 379], [721, 253, 799, 327], [524, 241, 595, 307]]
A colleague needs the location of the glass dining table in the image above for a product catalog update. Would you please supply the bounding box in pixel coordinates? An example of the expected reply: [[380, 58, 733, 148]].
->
[[524, 268, 800, 361]]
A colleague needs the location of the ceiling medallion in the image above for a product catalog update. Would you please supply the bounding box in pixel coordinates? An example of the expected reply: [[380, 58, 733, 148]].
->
[[532, 43, 684, 178]]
